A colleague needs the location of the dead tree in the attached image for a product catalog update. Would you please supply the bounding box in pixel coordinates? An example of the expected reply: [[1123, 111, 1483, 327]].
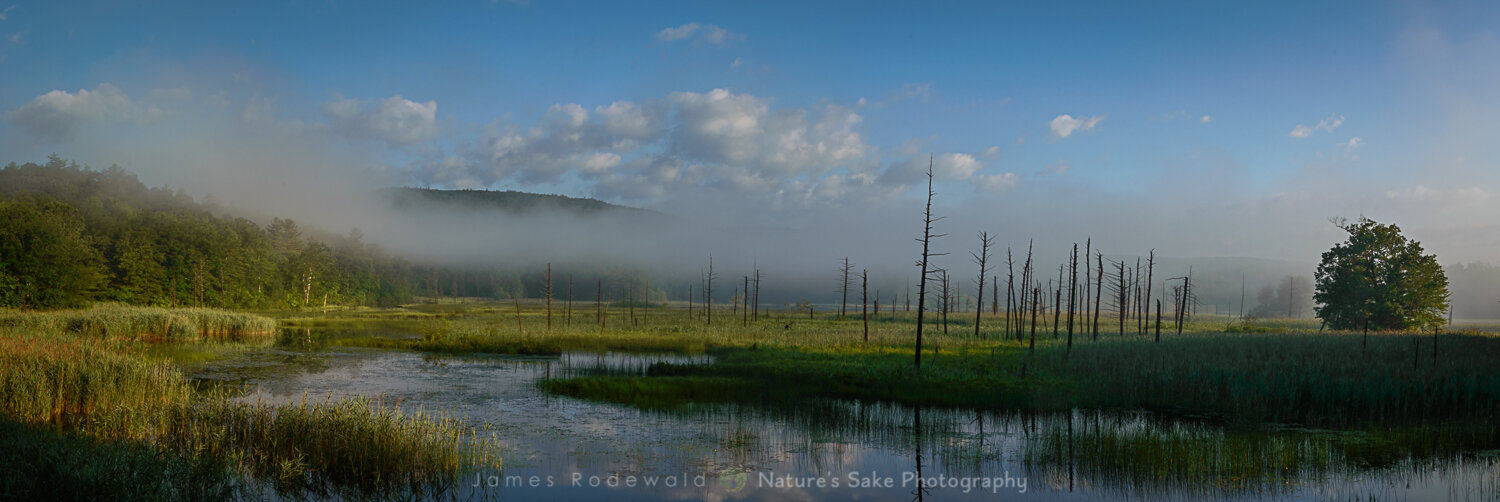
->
[[1030, 287, 1039, 352], [743, 276, 750, 327], [1155, 299, 1163, 342], [971, 231, 995, 339], [1134, 258, 1143, 335], [1005, 246, 1015, 340], [706, 255, 716, 325], [688, 284, 694, 319], [1083, 238, 1091, 331], [1093, 253, 1104, 340], [1019, 240, 1034, 342], [1067, 243, 1078, 354], [1144, 250, 1156, 337], [912, 156, 947, 371], [514, 297, 523, 333], [1116, 259, 1127, 337], [567, 274, 573, 326], [838, 257, 853, 320], [1172, 269, 1197, 335], [597, 279, 605, 330], [628, 274, 637, 327], [1053, 264, 1063, 337], [752, 268, 761, 322]]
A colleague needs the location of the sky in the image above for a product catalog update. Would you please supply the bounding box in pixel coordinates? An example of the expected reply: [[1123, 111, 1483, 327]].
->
[[1, 0, 1499, 270]]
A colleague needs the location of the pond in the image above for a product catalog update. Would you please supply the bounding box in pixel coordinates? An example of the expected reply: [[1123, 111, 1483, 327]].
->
[[187, 328, 1500, 500]]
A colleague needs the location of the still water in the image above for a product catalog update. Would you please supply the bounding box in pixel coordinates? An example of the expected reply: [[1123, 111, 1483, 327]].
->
[[189, 329, 1500, 501]]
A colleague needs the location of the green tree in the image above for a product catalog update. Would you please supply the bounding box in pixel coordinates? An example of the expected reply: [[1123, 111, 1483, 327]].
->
[[1314, 217, 1449, 330], [0, 197, 106, 308]]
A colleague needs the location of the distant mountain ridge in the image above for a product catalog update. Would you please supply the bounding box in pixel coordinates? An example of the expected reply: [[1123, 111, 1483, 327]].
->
[[382, 187, 663, 218]]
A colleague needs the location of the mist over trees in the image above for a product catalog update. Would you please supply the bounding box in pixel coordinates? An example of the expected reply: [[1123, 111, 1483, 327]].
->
[[1247, 275, 1314, 319], [0, 158, 652, 310]]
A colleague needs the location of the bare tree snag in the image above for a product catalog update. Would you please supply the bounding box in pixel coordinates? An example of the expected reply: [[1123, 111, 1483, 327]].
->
[[706, 255, 716, 325], [1067, 243, 1078, 354], [839, 257, 853, 321], [913, 155, 947, 371], [1093, 253, 1104, 340], [972, 231, 994, 339]]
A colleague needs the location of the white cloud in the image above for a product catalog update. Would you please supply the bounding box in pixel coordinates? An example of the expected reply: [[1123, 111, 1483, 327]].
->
[[5, 83, 153, 141], [668, 88, 767, 165], [654, 22, 742, 46], [654, 22, 700, 42], [323, 94, 438, 147], [0, 5, 17, 21], [1201, 115, 1212, 123], [934, 153, 982, 179], [1344, 136, 1363, 151], [981, 146, 1000, 158], [974, 172, 1018, 193], [1289, 113, 1344, 139], [1049, 114, 1105, 138]]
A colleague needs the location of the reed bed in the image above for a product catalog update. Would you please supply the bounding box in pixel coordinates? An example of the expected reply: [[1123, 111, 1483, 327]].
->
[[159, 395, 501, 494], [0, 303, 277, 343], [0, 308, 501, 498]]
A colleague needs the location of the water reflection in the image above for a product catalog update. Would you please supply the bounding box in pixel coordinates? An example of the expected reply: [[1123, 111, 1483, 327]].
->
[[186, 330, 1500, 501]]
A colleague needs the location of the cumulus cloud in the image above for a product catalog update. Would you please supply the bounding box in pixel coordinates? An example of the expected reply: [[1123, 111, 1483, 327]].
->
[[653, 22, 742, 46], [5, 83, 161, 141], [1049, 114, 1105, 138], [1201, 115, 1212, 123], [1289, 113, 1344, 138], [323, 94, 437, 147]]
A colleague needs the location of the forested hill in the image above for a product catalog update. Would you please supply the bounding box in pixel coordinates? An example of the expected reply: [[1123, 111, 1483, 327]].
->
[[0, 158, 647, 310], [384, 187, 664, 219]]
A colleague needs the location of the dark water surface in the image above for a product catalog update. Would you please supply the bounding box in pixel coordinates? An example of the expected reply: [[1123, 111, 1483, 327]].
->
[[188, 329, 1500, 501]]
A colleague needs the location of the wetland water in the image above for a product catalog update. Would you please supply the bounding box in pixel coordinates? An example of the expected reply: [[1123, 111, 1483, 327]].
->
[[190, 328, 1500, 501]]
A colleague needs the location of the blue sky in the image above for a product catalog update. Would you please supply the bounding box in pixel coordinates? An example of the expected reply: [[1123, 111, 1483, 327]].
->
[[1, 0, 1498, 262]]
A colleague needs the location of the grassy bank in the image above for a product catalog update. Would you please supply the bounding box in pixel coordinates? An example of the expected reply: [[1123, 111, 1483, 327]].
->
[[540, 329, 1500, 426], [0, 307, 501, 498]]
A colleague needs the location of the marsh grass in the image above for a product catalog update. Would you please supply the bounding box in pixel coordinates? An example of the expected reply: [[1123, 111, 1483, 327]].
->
[[0, 308, 501, 498], [0, 418, 238, 501], [539, 321, 1500, 426], [0, 303, 277, 343], [159, 394, 501, 495]]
